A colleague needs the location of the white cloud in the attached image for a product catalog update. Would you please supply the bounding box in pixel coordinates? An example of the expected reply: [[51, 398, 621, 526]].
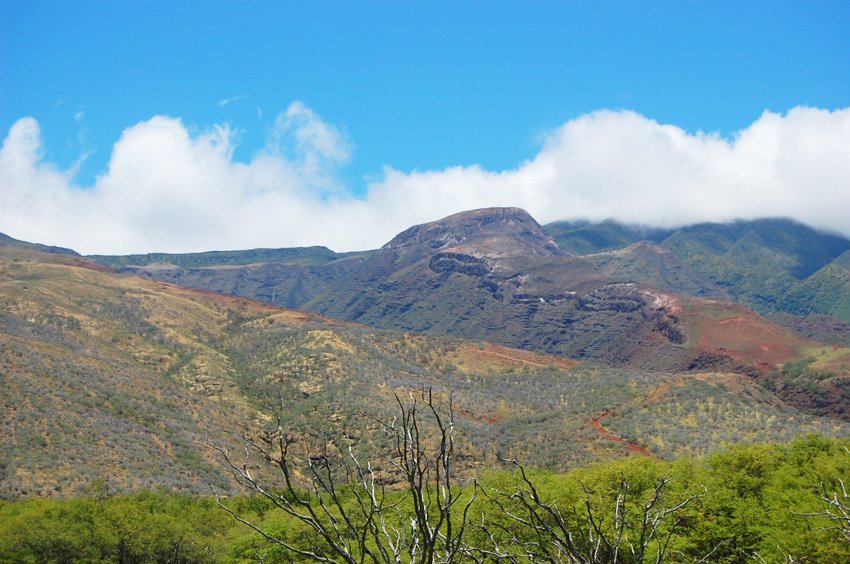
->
[[360, 107, 850, 243], [266, 101, 353, 195], [1, 104, 849, 254]]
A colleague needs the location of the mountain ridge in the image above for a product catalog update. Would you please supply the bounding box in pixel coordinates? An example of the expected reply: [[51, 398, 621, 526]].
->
[[75, 208, 850, 368]]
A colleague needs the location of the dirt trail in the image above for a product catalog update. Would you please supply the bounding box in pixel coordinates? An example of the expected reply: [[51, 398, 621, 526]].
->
[[455, 405, 500, 424], [590, 410, 653, 457]]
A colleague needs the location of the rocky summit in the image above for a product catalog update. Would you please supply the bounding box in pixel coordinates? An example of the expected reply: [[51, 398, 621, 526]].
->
[[384, 207, 565, 259]]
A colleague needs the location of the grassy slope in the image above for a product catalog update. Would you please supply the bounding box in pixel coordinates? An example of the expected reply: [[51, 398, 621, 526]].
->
[[582, 241, 729, 298], [3, 244, 850, 498], [542, 220, 671, 255]]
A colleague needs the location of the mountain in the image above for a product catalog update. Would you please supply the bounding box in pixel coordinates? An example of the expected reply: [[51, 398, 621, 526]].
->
[[90, 214, 850, 330], [303, 208, 816, 372], [543, 218, 850, 321], [581, 241, 728, 298], [781, 250, 850, 321], [768, 312, 850, 347], [0, 231, 79, 256], [305, 208, 671, 366], [660, 219, 850, 314], [91, 245, 341, 269], [87, 209, 837, 374], [543, 219, 671, 255]]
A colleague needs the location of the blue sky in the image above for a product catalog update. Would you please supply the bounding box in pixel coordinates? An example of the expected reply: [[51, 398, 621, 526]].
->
[[1, 1, 849, 253]]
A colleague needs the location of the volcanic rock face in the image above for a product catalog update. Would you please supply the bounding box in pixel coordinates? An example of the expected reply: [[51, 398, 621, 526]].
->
[[428, 252, 492, 276], [302, 208, 706, 368]]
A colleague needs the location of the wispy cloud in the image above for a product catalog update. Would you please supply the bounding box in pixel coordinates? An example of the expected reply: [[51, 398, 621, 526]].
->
[[217, 95, 245, 108], [1, 104, 849, 254]]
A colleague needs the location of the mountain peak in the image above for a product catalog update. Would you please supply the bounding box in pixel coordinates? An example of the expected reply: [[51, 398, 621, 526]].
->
[[382, 207, 565, 258]]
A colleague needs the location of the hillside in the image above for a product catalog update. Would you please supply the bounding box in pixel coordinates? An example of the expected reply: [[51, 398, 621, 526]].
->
[[781, 250, 850, 321], [303, 208, 680, 367], [582, 241, 728, 298], [544, 218, 850, 322], [542, 219, 671, 255], [0, 232, 79, 256], [4, 240, 849, 498]]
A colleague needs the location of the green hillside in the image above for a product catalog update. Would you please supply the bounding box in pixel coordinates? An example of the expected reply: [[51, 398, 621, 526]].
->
[[582, 241, 728, 298], [782, 251, 850, 321], [544, 217, 850, 322]]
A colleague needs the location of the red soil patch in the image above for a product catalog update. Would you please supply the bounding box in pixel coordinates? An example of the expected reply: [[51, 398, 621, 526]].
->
[[585, 379, 688, 458], [683, 299, 808, 369], [454, 405, 501, 425]]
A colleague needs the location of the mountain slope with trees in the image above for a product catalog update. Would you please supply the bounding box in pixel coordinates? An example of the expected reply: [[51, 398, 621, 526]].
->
[[4, 237, 850, 499], [544, 217, 850, 322]]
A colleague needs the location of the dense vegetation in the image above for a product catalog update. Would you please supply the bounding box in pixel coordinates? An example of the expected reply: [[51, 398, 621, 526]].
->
[[3, 436, 850, 562]]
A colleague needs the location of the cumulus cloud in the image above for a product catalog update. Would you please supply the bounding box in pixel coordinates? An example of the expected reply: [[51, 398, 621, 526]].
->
[[1, 104, 849, 254]]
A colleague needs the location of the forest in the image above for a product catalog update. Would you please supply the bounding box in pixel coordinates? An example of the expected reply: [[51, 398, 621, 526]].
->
[[3, 421, 850, 562]]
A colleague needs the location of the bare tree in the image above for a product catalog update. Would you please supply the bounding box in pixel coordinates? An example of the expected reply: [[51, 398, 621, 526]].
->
[[800, 478, 850, 544], [210, 388, 477, 563]]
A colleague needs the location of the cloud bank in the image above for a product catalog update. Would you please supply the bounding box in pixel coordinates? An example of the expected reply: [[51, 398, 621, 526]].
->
[[1, 103, 849, 254]]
